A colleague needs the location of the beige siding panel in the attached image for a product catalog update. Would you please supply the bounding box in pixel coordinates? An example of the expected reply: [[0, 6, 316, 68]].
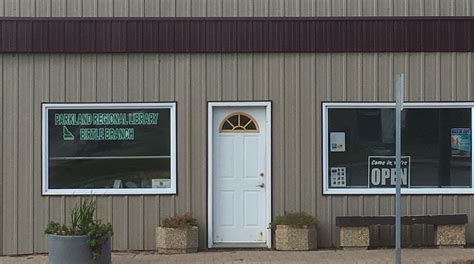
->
[[174, 53, 191, 213], [81, 55, 97, 101], [283, 54, 299, 211], [20, 0, 34, 16], [127, 54, 145, 250], [66, 0, 82, 16], [35, 0, 50, 16], [175, 0, 190, 16], [268, 0, 284, 16], [142, 54, 160, 250], [144, 0, 160, 16], [221, 54, 237, 100], [456, 53, 470, 100], [207, 54, 222, 100], [207, 0, 222, 16], [1, 52, 474, 253], [113, 0, 128, 17], [237, 55, 253, 100], [299, 54, 315, 215], [17, 55, 34, 254], [191, 0, 206, 16], [83, 0, 98, 17], [98, 0, 113, 17], [51, 0, 66, 16], [128, 54, 144, 101], [65, 55, 81, 101], [2, 0, 474, 17], [112, 197, 128, 250], [96, 55, 113, 101], [129, 0, 145, 16], [4, 0, 19, 15], [253, 0, 269, 16], [190, 54, 207, 247], [252, 54, 268, 100], [268, 54, 285, 219], [32, 55, 49, 253], [2, 55, 19, 255], [161, 0, 176, 16]]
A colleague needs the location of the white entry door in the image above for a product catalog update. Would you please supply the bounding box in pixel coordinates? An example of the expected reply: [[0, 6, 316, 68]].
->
[[210, 105, 270, 247]]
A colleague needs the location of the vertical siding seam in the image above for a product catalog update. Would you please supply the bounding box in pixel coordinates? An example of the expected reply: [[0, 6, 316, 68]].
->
[[452, 53, 456, 100], [30, 55, 36, 253], [296, 53, 300, 211], [15, 55, 19, 254], [0, 54, 3, 256]]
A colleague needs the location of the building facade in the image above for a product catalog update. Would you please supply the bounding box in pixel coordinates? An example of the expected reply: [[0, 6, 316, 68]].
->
[[0, 0, 473, 255]]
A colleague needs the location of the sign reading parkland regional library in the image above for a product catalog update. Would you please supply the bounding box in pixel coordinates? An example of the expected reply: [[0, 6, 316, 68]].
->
[[368, 156, 411, 188], [42, 103, 177, 195]]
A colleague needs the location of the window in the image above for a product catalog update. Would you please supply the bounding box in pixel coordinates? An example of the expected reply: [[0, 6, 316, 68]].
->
[[219, 112, 259, 133], [42, 102, 177, 195], [323, 102, 473, 195]]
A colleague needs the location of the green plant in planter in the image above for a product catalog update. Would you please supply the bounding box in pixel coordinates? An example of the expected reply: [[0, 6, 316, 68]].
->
[[160, 212, 198, 228], [269, 212, 319, 230], [45, 199, 113, 260]]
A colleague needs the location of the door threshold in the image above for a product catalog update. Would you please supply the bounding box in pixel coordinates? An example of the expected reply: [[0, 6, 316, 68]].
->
[[211, 242, 269, 248]]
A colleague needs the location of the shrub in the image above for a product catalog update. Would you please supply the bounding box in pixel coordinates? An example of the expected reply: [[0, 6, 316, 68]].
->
[[45, 199, 113, 260], [160, 212, 198, 229], [270, 212, 319, 230]]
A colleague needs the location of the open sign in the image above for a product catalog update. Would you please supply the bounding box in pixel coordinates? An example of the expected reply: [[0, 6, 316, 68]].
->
[[368, 156, 411, 188]]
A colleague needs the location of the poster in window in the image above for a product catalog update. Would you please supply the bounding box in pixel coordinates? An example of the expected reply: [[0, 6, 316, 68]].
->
[[451, 128, 471, 158], [368, 156, 410, 188], [330, 132, 345, 152]]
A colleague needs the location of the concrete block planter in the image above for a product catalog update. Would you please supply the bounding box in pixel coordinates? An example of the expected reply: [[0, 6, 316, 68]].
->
[[48, 234, 111, 264], [156, 226, 199, 254], [275, 225, 317, 251]]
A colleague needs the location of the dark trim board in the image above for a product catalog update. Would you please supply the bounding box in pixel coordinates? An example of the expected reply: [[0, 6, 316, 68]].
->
[[336, 214, 468, 226], [0, 17, 472, 53]]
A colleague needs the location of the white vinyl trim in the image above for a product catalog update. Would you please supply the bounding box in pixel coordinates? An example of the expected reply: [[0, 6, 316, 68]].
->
[[323, 102, 474, 195], [42, 102, 177, 195], [207, 101, 272, 249]]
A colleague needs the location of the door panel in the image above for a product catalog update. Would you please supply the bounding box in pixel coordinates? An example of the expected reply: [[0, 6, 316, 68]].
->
[[212, 106, 267, 245]]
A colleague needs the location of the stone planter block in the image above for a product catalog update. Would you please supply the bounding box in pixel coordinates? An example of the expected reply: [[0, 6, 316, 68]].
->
[[48, 234, 111, 264], [275, 225, 317, 251], [339, 226, 369, 249], [156, 226, 198, 254], [435, 224, 466, 248]]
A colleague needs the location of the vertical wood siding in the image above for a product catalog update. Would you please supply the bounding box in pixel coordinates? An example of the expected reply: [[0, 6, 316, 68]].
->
[[0, 0, 473, 255]]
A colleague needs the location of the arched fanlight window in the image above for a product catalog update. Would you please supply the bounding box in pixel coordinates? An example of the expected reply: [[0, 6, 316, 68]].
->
[[219, 112, 260, 133]]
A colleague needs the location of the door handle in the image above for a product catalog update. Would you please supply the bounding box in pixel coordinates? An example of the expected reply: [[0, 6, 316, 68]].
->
[[256, 183, 265, 188]]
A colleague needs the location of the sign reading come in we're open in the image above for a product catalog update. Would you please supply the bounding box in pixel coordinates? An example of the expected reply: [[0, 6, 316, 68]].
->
[[368, 156, 411, 188]]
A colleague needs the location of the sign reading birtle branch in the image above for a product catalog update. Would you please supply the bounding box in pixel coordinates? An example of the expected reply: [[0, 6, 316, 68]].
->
[[368, 156, 410, 188], [54, 112, 159, 141]]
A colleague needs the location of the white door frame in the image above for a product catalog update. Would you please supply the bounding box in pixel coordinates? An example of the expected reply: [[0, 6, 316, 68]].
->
[[207, 101, 272, 248]]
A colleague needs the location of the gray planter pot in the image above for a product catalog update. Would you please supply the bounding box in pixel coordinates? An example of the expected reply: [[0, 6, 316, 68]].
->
[[48, 234, 111, 264]]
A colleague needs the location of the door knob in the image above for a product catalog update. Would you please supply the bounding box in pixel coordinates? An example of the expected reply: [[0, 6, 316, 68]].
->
[[257, 183, 265, 188]]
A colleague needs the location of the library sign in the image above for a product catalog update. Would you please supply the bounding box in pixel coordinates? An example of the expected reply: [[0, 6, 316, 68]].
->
[[54, 111, 160, 141]]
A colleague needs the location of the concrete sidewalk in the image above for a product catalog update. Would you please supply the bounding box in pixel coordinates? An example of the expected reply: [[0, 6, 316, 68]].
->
[[1, 248, 474, 264]]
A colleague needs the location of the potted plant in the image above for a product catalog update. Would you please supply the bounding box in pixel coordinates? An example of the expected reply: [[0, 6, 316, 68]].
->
[[45, 199, 113, 264], [270, 212, 319, 251], [156, 212, 199, 254]]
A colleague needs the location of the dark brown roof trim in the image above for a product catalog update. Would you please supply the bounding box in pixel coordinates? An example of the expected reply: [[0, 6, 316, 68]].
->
[[0, 17, 472, 53]]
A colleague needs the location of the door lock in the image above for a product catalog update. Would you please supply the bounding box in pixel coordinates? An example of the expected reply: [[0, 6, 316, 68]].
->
[[260, 172, 265, 177], [257, 183, 265, 188]]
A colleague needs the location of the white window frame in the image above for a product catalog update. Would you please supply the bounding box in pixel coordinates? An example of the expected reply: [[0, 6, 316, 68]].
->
[[323, 102, 474, 195], [42, 102, 177, 195]]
